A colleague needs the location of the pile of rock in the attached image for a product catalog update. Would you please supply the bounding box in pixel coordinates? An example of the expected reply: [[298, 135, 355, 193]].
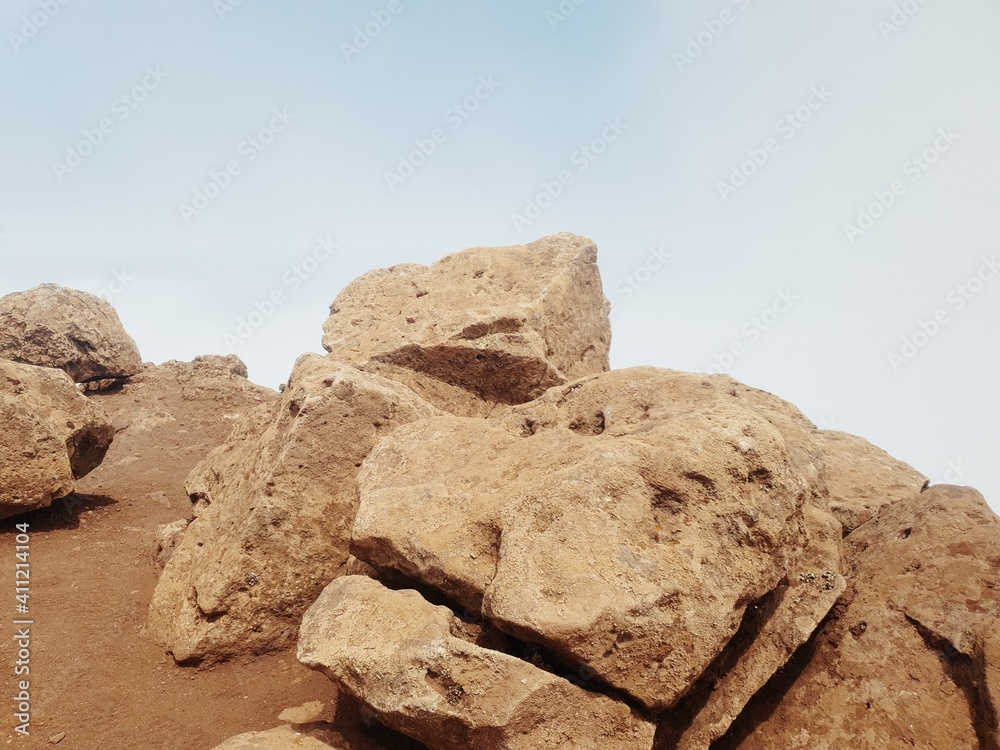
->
[[5, 238, 992, 749], [0, 284, 143, 518], [137, 233, 995, 750]]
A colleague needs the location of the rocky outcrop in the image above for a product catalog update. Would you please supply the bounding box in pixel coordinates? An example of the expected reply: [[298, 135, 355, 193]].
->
[[148, 354, 439, 664], [352, 367, 845, 717], [321, 233, 611, 416], [811, 429, 928, 533], [123, 235, 998, 750], [0, 359, 114, 518], [0, 284, 143, 383], [298, 576, 657, 750], [730, 485, 1000, 749], [77, 354, 277, 504]]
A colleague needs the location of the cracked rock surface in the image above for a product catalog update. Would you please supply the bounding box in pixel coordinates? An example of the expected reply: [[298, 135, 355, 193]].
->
[[321, 232, 611, 417]]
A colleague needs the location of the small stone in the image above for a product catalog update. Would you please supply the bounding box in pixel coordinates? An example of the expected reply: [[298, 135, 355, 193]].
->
[[278, 700, 328, 725]]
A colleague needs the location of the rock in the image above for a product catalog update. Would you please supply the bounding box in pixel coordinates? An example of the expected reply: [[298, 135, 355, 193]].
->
[[1, 359, 114, 519], [0, 284, 142, 383], [352, 367, 844, 712], [732, 486, 1000, 749], [811, 429, 928, 533], [148, 354, 439, 664], [278, 701, 330, 725], [321, 233, 611, 416], [153, 518, 190, 569], [298, 576, 656, 750], [210, 725, 347, 749], [664, 499, 845, 749]]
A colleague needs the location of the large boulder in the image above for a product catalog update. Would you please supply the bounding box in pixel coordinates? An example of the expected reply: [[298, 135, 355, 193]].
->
[[0, 284, 143, 383], [321, 233, 611, 417], [351, 367, 845, 714], [810, 429, 928, 533], [298, 576, 656, 750], [732, 485, 1000, 749], [148, 354, 439, 664], [0, 359, 114, 518]]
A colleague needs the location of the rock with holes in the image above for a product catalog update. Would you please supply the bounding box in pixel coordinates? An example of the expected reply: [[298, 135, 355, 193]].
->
[[298, 576, 656, 750], [0, 284, 143, 383], [0, 359, 115, 519], [667, 499, 845, 750], [811, 429, 928, 533], [320, 233, 611, 417], [352, 367, 844, 713], [148, 353, 439, 663], [734, 485, 1000, 749]]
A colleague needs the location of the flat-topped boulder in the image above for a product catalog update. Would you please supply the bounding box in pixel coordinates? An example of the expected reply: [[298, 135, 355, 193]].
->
[[321, 233, 611, 416]]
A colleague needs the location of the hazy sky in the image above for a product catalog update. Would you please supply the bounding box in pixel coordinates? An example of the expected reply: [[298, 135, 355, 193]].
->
[[1, 1, 997, 511]]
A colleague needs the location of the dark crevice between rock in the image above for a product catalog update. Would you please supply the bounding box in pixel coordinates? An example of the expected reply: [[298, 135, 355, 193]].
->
[[905, 615, 1000, 750], [79, 376, 130, 394], [375, 344, 563, 405], [653, 582, 787, 749], [332, 693, 430, 750], [708, 594, 849, 750]]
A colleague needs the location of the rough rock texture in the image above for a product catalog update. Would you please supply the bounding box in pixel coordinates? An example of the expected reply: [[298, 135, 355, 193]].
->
[[0, 284, 143, 382], [352, 367, 845, 713], [666, 501, 845, 750], [730, 485, 1000, 750], [0, 359, 114, 518], [298, 576, 657, 750], [210, 725, 347, 749], [148, 353, 439, 664], [811, 429, 928, 533], [321, 233, 611, 417]]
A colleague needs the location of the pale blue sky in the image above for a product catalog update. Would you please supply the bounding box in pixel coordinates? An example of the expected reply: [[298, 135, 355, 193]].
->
[[2, 0, 998, 510]]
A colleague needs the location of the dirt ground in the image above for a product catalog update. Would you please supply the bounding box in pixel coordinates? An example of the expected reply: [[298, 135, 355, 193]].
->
[[0, 364, 341, 749]]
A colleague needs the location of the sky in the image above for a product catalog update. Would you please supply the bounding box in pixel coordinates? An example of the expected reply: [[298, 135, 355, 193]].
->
[[1, 0, 997, 511]]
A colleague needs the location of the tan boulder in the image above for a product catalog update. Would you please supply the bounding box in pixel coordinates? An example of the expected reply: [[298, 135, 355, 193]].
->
[[298, 576, 656, 750], [0, 359, 114, 518], [0, 284, 142, 382], [352, 367, 843, 712], [733, 485, 1000, 749], [811, 429, 928, 532], [321, 233, 611, 416], [148, 354, 438, 663]]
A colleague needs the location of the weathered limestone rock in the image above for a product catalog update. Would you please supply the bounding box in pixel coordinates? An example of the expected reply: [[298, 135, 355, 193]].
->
[[810, 429, 928, 533], [0, 359, 114, 518], [0, 284, 142, 382], [352, 367, 844, 712], [321, 233, 611, 416], [148, 354, 438, 663], [733, 485, 1000, 749], [298, 576, 656, 750]]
